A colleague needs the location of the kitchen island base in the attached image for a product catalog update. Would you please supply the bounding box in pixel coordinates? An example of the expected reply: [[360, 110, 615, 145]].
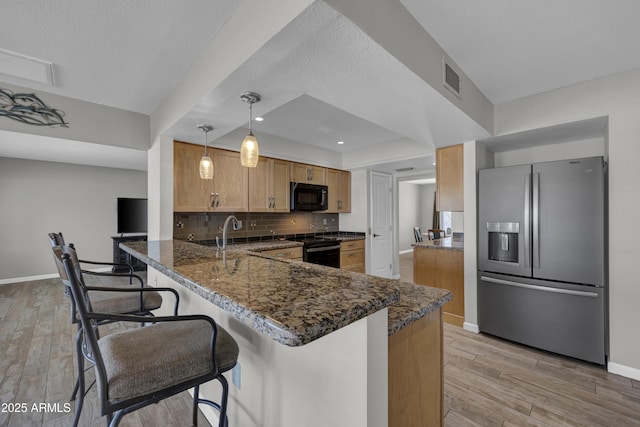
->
[[388, 308, 443, 426], [148, 266, 389, 427]]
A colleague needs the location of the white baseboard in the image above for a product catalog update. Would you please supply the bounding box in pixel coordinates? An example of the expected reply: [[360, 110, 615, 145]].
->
[[0, 267, 113, 286], [463, 322, 479, 333], [607, 361, 640, 381], [0, 272, 58, 285], [392, 274, 401, 280], [399, 249, 413, 255]]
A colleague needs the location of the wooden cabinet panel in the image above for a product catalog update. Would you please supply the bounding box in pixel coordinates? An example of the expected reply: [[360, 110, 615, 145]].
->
[[259, 246, 302, 260], [174, 141, 214, 212], [388, 308, 443, 427], [174, 142, 248, 212], [340, 239, 365, 272], [291, 162, 326, 185], [248, 157, 271, 212], [436, 144, 464, 212], [211, 148, 248, 212], [414, 247, 464, 326], [326, 169, 351, 213], [272, 159, 291, 212], [248, 158, 290, 212], [338, 169, 351, 212]]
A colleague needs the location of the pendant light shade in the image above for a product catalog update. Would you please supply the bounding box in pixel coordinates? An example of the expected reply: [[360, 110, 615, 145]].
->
[[240, 92, 261, 168], [240, 131, 259, 167], [197, 124, 214, 179]]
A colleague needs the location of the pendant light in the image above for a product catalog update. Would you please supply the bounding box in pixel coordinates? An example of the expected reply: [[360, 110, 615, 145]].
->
[[197, 124, 214, 179], [240, 91, 261, 168]]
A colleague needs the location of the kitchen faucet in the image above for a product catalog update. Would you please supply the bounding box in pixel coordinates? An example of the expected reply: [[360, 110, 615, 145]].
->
[[218, 215, 241, 251]]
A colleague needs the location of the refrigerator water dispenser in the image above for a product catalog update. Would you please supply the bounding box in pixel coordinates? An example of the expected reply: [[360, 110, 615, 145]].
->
[[487, 222, 519, 263]]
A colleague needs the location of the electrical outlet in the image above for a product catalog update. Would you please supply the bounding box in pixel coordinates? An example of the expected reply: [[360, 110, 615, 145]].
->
[[232, 362, 241, 389], [322, 218, 327, 225]]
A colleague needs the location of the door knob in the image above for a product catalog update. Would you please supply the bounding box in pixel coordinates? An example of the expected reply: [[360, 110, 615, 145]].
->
[[373, 233, 380, 237]]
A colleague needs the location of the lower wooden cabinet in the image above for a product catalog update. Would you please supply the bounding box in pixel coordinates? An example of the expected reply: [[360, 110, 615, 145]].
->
[[340, 239, 365, 273], [414, 247, 464, 326], [388, 308, 443, 426]]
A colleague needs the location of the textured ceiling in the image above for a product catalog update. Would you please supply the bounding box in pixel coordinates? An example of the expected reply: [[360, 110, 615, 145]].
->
[[1, 1, 639, 172], [401, 0, 640, 104], [0, 0, 240, 114]]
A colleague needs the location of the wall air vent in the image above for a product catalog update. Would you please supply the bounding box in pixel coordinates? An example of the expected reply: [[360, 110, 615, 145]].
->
[[395, 167, 414, 172], [443, 60, 461, 98]]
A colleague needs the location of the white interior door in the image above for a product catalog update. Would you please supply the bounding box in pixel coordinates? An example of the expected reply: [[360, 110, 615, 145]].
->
[[369, 171, 393, 278]]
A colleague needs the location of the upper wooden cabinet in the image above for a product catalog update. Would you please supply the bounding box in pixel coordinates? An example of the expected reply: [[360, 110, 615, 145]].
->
[[290, 162, 326, 185], [174, 141, 351, 214], [174, 141, 248, 212], [249, 157, 290, 212], [436, 144, 464, 212], [174, 141, 214, 212], [212, 148, 249, 212], [326, 169, 351, 213]]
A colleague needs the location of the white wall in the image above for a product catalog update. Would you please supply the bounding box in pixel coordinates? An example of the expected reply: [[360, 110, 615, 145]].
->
[[494, 137, 606, 167], [420, 184, 435, 232], [0, 157, 147, 281], [0, 82, 149, 151], [488, 68, 640, 378], [398, 182, 421, 251]]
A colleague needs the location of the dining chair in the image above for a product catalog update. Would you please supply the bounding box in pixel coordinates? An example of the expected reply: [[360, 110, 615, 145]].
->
[[427, 229, 445, 240], [413, 227, 423, 243], [49, 235, 180, 424], [59, 244, 238, 427]]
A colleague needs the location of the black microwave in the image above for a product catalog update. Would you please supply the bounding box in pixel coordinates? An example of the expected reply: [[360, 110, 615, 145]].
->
[[290, 182, 328, 211]]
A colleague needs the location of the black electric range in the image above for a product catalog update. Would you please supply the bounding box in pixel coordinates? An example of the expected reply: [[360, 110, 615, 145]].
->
[[290, 237, 341, 268]]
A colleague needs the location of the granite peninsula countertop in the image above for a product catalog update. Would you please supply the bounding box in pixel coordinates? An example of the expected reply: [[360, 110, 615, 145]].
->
[[412, 236, 464, 252], [387, 282, 452, 335], [121, 240, 400, 346]]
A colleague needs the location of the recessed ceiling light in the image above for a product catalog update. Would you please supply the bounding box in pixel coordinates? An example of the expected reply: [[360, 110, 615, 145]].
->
[[254, 116, 263, 122], [337, 141, 345, 145]]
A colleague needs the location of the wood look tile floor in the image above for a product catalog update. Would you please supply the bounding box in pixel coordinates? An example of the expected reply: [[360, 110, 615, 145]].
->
[[2, 258, 640, 426], [400, 251, 640, 427], [0, 273, 212, 427]]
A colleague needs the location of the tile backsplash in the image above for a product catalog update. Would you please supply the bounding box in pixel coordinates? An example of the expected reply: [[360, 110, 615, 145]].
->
[[174, 212, 339, 242]]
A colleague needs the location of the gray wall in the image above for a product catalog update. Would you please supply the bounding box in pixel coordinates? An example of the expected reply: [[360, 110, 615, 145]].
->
[[0, 157, 147, 281], [398, 182, 435, 252]]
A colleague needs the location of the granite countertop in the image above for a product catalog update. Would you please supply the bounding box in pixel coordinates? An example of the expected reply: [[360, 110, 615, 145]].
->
[[121, 240, 400, 347], [412, 236, 464, 252], [387, 282, 452, 335]]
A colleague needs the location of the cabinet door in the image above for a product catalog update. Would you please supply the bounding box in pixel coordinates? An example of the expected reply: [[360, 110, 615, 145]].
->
[[271, 159, 291, 212], [212, 149, 248, 212], [326, 169, 339, 213], [337, 170, 351, 212], [174, 141, 213, 212], [248, 157, 271, 212], [290, 162, 326, 185], [325, 169, 351, 213], [436, 144, 464, 212]]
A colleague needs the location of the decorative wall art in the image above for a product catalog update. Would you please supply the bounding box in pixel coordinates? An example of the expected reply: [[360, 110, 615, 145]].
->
[[0, 87, 68, 127]]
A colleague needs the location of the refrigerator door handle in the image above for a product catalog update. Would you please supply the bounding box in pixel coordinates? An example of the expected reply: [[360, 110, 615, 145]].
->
[[480, 276, 599, 298], [524, 173, 531, 268], [532, 172, 540, 269]]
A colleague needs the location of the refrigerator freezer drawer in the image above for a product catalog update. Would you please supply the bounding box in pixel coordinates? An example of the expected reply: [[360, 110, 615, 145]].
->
[[478, 273, 606, 365]]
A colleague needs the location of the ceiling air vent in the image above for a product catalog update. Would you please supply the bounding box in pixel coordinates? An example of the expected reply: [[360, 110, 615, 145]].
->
[[443, 60, 461, 98]]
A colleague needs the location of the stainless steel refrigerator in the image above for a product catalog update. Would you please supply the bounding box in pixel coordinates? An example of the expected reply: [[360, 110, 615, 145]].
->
[[477, 156, 607, 365]]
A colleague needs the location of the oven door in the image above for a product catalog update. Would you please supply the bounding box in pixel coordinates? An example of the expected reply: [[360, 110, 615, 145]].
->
[[305, 244, 341, 268]]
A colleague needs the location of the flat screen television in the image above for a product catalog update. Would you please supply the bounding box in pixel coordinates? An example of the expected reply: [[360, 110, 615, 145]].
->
[[117, 198, 147, 234]]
